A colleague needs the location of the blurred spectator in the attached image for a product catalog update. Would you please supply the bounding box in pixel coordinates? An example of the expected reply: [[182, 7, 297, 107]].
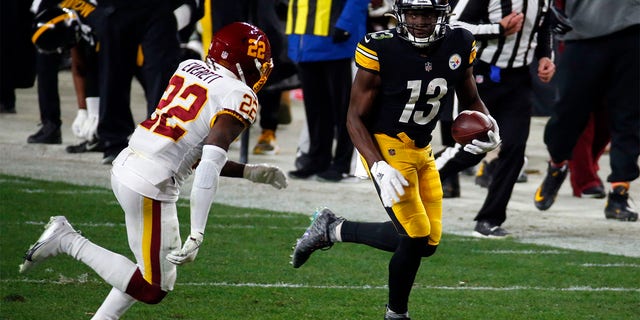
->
[[437, 0, 555, 238], [97, 0, 202, 164], [568, 107, 610, 199], [534, 1, 639, 221], [27, 50, 64, 144], [27, 2, 101, 150], [210, 0, 299, 157], [0, 0, 36, 114], [286, 0, 369, 182], [367, 0, 394, 32]]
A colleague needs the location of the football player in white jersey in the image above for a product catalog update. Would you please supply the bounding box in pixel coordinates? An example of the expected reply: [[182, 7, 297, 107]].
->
[[19, 22, 287, 319]]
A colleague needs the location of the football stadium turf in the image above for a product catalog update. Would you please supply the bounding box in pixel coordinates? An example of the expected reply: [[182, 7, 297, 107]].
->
[[1, 175, 639, 319]]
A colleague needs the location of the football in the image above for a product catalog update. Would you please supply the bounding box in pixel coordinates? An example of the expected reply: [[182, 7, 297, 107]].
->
[[451, 110, 494, 145]]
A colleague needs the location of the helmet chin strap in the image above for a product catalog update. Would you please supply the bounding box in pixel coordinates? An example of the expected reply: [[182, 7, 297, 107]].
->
[[405, 24, 442, 48], [235, 62, 247, 84]]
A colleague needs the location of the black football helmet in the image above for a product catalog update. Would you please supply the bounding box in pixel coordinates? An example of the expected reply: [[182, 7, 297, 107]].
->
[[393, 0, 450, 48], [32, 7, 81, 53], [206, 22, 274, 93]]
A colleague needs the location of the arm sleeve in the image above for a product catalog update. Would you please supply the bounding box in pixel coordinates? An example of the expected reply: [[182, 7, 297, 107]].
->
[[451, 0, 502, 40], [189, 144, 227, 235], [535, 8, 554, 60]]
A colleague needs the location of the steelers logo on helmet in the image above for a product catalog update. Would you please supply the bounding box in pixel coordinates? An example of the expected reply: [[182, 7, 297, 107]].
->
[[206, 22, 274, 93], [393, 0, 450, 48], [32, 7, 81, 54]]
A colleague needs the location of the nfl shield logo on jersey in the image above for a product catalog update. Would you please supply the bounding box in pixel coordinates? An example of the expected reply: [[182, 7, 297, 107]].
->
[[425, 62, 432, 72]]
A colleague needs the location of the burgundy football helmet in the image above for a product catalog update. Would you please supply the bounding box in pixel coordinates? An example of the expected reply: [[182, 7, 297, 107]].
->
[[206, 22, 273, 92]]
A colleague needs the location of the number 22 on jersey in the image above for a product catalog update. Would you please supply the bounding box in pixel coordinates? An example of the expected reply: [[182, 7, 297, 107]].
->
[[140, 75, 208, 141]]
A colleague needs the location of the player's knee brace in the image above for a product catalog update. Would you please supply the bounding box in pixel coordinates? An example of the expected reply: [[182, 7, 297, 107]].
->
[[125, 269, 168, 304]]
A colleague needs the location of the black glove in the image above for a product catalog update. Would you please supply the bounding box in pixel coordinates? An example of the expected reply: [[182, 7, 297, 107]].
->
[[332, 27, 350, 43], [549, 6, 573, 35]]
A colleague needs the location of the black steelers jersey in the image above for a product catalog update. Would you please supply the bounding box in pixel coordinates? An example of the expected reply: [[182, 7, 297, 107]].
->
[[355, 27, 477, 148]]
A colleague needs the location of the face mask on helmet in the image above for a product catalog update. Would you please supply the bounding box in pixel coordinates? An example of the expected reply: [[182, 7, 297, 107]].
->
[[206, 22, 274, 93], [32, 7, 81, 54], [393, 0, 450, 48]]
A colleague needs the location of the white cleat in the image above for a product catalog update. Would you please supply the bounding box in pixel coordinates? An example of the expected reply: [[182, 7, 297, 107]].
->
[[19, 216, 78, 273]]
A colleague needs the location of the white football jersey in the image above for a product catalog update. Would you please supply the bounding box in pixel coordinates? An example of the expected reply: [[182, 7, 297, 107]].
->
[[111, 59, 259, 201]]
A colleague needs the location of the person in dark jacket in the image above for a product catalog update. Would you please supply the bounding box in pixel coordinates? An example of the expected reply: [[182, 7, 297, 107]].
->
[[286, 0, 370, 182]]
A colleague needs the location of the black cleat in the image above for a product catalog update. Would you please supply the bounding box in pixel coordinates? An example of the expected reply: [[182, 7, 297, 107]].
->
[[27, 123, 61, 144], [472, 221, 511, 239], [580, 185, 606, 199], [534, 162, 568, 211], [66, 138, 103, 153], [604, 186, 638, 221]]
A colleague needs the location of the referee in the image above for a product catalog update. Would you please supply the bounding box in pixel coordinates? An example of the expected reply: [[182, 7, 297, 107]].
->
[[437, 0, 555, 238]]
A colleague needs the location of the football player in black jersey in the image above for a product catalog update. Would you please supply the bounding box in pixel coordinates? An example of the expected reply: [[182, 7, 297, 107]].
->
[[290, 1, 501, 319]]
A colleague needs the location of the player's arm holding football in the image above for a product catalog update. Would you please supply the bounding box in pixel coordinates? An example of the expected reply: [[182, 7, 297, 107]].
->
[[347, 69, 408, 207], [456, 67, 501, 154]]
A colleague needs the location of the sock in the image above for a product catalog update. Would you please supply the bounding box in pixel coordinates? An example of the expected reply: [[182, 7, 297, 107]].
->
[[330, 220, 343, 242], [611, 182, 630, 190], [63, 233, 138, 292], [340, 221, 399, 252], [550, 160, 568, 168], [388, 236, 427, 314], [91, 287, 136, 320]]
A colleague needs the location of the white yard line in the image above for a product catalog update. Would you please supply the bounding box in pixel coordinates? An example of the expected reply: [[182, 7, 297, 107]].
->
[[3, 278, 639, 292]]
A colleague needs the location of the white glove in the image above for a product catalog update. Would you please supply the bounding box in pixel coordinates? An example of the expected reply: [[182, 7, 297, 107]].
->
[[243, 163, 288, 189], [71, 109, 88, 139], [370, 161, 409, 207], [173, 4, 192, 31], [166, 232, 203, 265], [463, 115, 502, 155], [80, 97, 99, 141]]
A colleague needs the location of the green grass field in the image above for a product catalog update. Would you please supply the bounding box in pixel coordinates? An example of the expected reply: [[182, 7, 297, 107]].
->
[[1, 174, 638, 319]]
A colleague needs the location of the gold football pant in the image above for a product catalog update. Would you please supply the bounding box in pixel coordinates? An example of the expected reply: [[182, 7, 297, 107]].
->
[[367, 133, 443, 245]]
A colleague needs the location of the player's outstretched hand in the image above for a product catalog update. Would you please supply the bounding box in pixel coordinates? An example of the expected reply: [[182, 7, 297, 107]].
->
[[167, 232, 203, 265], [243, 163, 288, 189], [371, 161, 408, 207], [464, 115, 501, 155]]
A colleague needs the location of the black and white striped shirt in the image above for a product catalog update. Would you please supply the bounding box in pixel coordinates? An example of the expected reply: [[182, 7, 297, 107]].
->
[[450, 0, 552, 69]]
